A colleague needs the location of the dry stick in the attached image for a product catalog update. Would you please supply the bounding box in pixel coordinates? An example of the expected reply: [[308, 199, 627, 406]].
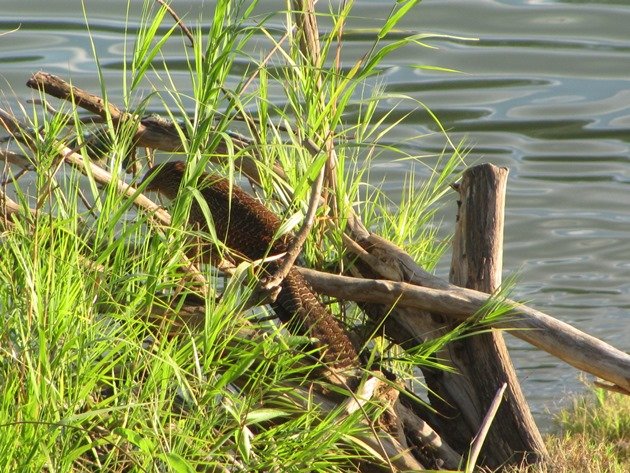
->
[[25, 71, 192, 151], [0, 149, 30, 168], [154, 0, 196, 50], [0, 109, 170, 224], [27, 73, 125, 122], [24, 72, 171, 151], [271, 1, 351, 286], [25, 72, 276, 183], [263, 3, 335, 292], [293, 0, 339, 215], [0, 107, 211, 293], [594, 380, 630, 396], [241, 29, 291, 94], [299, 267, 630, 393], [0, 187, 31, 230], [466, 383, 508, 473], [262, 138, 327, 291]]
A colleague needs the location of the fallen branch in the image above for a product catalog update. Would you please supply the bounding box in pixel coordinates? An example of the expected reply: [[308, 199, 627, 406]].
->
[[25, 71, 280, 183], [299, 266, 630, 393], [466, 382, 508, 473]]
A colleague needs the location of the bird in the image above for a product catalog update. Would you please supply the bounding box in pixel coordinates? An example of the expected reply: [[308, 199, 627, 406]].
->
[[142, 160, 359, 372]]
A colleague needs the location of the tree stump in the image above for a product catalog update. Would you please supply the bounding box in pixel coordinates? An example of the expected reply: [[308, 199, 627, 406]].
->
[[426, 163, 546, 467]]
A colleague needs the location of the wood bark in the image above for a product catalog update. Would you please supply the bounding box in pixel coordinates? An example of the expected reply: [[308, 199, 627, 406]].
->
[[299, 263, 630, 394], [425, 163, 546, 467]]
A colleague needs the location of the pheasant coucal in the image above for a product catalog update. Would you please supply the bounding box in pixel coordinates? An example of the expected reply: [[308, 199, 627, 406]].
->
[[142, 161, 359, 372]]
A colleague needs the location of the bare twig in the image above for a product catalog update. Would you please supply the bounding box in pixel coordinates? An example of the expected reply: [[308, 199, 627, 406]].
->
[[26, 72, 126, 121], [593, 381, 630, 396], [155, 0, 196, 49], [466, 382, 507, 473], [25, 72, 273, 182], [262, 137, 326, 291], [259, 2, 342, 293], [0, 188, 30, 229], [0, 149, 30, 168], [241, 28, 292, 94]]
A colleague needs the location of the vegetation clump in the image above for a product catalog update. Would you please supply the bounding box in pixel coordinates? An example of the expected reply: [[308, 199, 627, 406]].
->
[[0, 1, 466, 470], [543, 388, 630, 473], [1, 1, 628, 471]]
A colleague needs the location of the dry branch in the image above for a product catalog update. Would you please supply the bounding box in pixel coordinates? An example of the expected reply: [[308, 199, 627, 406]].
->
[[299, 267, 630, 393], [431, 163, 545, 465], [24, 72, 269, 179]]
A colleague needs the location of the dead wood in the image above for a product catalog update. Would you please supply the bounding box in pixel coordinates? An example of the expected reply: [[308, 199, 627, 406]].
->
[[25, 71, 270, 182], [427, 163, 546, 466], [299, 266, 630, 394]]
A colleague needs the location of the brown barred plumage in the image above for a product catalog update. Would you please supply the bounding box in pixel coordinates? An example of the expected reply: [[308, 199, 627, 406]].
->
[[143, 161, 358, 370]]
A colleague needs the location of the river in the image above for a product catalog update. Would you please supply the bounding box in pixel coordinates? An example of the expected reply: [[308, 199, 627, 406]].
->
[[2, 0, 629, 430]]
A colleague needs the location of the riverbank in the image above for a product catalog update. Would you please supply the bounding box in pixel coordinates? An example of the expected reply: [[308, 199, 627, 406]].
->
[[506, 385, 630, 472]]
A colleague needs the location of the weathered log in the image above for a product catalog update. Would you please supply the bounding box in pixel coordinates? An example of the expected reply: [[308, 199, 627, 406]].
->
[[24, 72, 272, 182], [425, 163, 546, 466], [299, 266, 630, 394]]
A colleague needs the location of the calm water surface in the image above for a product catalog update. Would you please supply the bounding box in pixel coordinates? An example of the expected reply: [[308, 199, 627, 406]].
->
[[2, 0, 629, 429]]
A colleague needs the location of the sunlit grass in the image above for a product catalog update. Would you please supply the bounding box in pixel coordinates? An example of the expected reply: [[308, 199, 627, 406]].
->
[[501, 386, 630, 473], [542, 387, 630, 473], [0, 0, 492, 470]]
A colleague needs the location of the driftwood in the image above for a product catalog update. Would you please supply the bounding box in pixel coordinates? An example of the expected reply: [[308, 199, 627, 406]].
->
[[300, 266, 630, 394], [429, 164, 546, 466], [24, 71, 278, 185], [337, 164, 545, 468]]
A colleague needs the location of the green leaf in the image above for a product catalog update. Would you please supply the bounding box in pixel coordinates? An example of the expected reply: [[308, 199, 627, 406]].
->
[[157, 452, 196, 473], [245, 408, 289, 424], [379, 0, 421, 39], [113, 427, 154, 454], [214, 342, 265, 391]]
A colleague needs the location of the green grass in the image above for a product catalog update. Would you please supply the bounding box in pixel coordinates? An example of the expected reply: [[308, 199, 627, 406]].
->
[[8, 1, 626, 471], [542, 387, 630, 473], [0, 0, 500, 471], [501, 386, 630, 473]]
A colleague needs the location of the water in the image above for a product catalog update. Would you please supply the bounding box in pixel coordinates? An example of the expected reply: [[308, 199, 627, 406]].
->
[[2, 0, 629, 430]]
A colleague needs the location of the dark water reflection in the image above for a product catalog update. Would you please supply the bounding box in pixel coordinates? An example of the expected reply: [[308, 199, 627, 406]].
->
[[2, 0, 629, 430]]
